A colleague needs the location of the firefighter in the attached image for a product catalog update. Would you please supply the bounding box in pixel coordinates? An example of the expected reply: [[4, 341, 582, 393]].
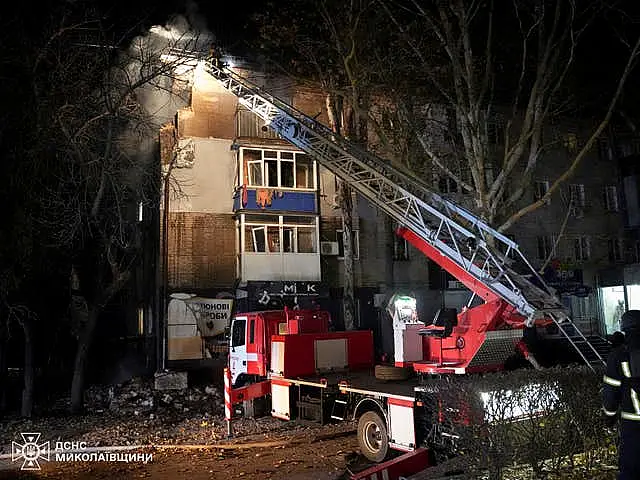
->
[[603, 309, 640, 479]]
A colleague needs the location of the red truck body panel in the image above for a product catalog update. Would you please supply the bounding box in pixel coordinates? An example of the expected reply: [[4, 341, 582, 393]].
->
[[270, 330, 374, 379]]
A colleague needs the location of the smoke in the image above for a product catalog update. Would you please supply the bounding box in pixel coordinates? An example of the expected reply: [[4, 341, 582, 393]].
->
[[114, 4, 215, 169]]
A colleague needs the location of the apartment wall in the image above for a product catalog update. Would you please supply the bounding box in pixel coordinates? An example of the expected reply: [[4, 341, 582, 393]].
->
[[166, 137, 237, 291], [177, 65, 237, 140], [167, 212, 236, 290]]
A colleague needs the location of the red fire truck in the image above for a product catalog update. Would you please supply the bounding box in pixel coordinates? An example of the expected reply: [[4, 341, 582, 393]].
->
[[226, 290, 546, 465]]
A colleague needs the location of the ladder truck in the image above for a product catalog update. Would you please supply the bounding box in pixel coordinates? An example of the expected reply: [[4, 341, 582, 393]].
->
[[200, 57, 605, 478]]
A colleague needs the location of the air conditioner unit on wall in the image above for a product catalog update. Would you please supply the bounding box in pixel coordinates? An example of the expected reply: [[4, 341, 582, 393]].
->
[[320, 241, 340, 256]]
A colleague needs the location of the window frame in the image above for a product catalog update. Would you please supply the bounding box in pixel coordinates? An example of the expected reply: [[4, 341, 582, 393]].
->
[[608, 238, 624, 263], [536, 235, 556, 260], [604, 185, 619, 212], [569, 184, 586, 208], [336, 229, 360, 260], [243, 214, 318, 254], [231, 319, 246, 347], [574, 236, 591, 261], [240, 148, 316, 190], [534, 180, 551, 204]]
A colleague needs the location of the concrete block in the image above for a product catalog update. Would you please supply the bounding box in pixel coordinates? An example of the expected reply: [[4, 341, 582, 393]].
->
[[154, 371, 188, 391]]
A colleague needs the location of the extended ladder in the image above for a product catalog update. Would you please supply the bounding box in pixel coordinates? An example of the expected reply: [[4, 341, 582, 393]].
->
[[202, 59, 604, 370]]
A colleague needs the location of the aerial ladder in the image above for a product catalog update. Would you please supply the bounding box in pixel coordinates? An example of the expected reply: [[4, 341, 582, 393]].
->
[[201, 57, 604, 371]]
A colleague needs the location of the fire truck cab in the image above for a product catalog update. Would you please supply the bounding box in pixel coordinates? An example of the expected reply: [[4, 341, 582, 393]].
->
[[229, 308, 331, 386]]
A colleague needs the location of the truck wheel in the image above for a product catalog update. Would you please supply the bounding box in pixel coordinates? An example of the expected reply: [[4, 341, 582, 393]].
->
[[357, 411, 389, 463], [375, 364, 409, 381]]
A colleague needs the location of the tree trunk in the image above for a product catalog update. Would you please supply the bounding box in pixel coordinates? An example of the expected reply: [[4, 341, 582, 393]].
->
[[21, 317, 34, 418], [70, 304, 100, 413], [340, 181, 356, 330]]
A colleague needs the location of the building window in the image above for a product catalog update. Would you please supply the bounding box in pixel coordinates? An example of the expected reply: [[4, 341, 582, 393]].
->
[[244, 215, 317, 253], [534, 180, 550, 203], [569, 184, 586, 207], [242, 148, 314, 189], [438, 176, 458, 194], [608, 238, 624, 263], [336, 229, 360, 260], [604, 186, 619, 212], [537, 235, 555, 260], [598, 138, 613, 161], [394, 236, 410, 261], [487, 119, 505, 145], [574, 236, 590, 261]]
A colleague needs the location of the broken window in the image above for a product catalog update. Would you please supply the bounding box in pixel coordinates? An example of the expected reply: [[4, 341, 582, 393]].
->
[[248, 161, 263, 186], [243, 215, 317, 254], [249, 227, 266, 252]]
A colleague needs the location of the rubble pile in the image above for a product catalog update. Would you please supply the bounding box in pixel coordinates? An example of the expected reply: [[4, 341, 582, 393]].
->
[[0, 376, 302, 451], [83, 377, 224, 417]]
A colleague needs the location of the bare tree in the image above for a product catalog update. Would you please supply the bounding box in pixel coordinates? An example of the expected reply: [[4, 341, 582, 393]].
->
[[376, 0, 640, 231], [27, 6, 208, 411]]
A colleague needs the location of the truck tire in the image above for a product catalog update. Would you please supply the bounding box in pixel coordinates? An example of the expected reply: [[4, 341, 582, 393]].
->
[[357, 410, 389, 463], [374, 364, 409, 381]]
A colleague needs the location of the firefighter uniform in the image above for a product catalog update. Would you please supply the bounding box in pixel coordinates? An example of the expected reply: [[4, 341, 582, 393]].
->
[[603, 311, 640, 480]]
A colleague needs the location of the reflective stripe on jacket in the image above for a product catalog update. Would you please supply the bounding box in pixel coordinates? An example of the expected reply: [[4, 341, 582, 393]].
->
[[603, 345, 640, 421]]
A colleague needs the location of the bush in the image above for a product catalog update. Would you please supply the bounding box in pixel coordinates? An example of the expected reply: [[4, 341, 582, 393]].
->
[[415, 366, 617, 479]]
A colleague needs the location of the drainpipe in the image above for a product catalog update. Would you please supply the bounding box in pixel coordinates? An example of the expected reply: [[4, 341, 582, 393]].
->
[[160, 170, 170, 372]]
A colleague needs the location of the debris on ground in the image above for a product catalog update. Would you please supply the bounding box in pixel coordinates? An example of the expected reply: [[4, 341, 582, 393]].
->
[[0, 377, 314, 452]]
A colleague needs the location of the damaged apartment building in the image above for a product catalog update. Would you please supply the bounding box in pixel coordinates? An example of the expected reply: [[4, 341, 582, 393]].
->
[[158, 57, 640, 364]]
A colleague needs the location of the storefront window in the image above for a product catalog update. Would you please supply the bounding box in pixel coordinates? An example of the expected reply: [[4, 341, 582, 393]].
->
[[626, 285, 640, 311], [600, 286, 626, 334]]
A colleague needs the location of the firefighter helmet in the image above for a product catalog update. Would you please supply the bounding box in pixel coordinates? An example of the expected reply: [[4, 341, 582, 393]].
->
[[621, 310, 640, 334]]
